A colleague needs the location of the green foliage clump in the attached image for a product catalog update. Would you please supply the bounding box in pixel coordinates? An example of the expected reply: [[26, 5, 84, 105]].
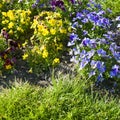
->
[[0, 75, 120, 119]]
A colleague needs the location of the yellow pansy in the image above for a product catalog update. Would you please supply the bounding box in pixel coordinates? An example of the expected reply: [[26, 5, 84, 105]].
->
[[22, 53, 28, 60], [68, 26, 72, 32], [42, 28, 49, 36], [7, 10, 15, 20], [42, 50, 48, 58], [5, 20, 9, 23], [50, 28, 56, 35], [21, 11, 26, 18], [31, 46, 39, 53], [21, 19, 25, 24], [2, 21, 6, 24], [48, 19, 56, 26], [28, 68, 33, 73], [2, 12, 7, 17], [17, 27, 24, 32], [52, 58, 60, 65], [5, 64, 12, 69], [31, 20, 38, 29], [3, 54, 7, 59], [22, 41, 28, 47], [60, 28, 67, 34], [26, 10, 31, 15], [9, 30, 14, 35], [37, 24, 44, 32], [8, 22, 14, 29], [57, 20, 62, 27], [54, 12, 61, 18]]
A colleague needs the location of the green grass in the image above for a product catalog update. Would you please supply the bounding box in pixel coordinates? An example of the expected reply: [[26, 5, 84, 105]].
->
[[95, 0, 120, 18], [0, 74, 120, 120]]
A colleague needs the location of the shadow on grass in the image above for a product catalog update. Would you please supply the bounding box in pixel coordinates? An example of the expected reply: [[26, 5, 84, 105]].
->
[[0, 57, 76, 90]]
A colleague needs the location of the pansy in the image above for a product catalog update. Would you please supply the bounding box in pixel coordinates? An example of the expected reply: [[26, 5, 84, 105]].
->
[[79, 58, 90, 70], [70, 33, 79, 41], [97, 49, 106, 56], [110, 65, 120, 77]]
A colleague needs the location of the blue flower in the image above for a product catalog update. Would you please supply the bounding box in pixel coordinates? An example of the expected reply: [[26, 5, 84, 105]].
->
[[96, 61, 106, 73], [116, 16, 120, 21], [99, 38, 108, 44], [79, 50, 87, 59], [83, 30, 88, 36], [32, 3, 37, 8], [89, 39, 97, 48], [97, 10, 105, 16], [107, 8, 112, 13], [89, 70, 96, 78], [36, 0, 40, 4], [70, 33, 78, 41], [113, 51, 120, 63], [90, 60, 98, 69], [87, 49, 95, 59], [97, 18, 110, 28], [76, 12, 84, 20], [68, 33, 80, 46], [110, 65, 120, 77], [87, 12, 99, 24], [81, 18, 89, 23], [73, 48, 80, 55], [109, 43, 118, 53], [82, 37, 90, 46], [79, 58, 90, 70], [103, 34, 113, 40], [90, 60, 105, 73], [82, 9, 90, 14], [70, 0, 75, 4], [94, 4, 102, 10], [97, 73, 104, 82], [72, 22, 79, 28], [97, 49, 106, 56]]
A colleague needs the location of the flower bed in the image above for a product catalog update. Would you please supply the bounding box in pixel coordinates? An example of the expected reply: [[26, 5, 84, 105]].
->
[[0, 0, 119, 91]]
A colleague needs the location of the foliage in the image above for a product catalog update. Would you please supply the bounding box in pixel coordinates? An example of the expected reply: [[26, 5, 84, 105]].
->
[[0, 76, 120, 119]]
